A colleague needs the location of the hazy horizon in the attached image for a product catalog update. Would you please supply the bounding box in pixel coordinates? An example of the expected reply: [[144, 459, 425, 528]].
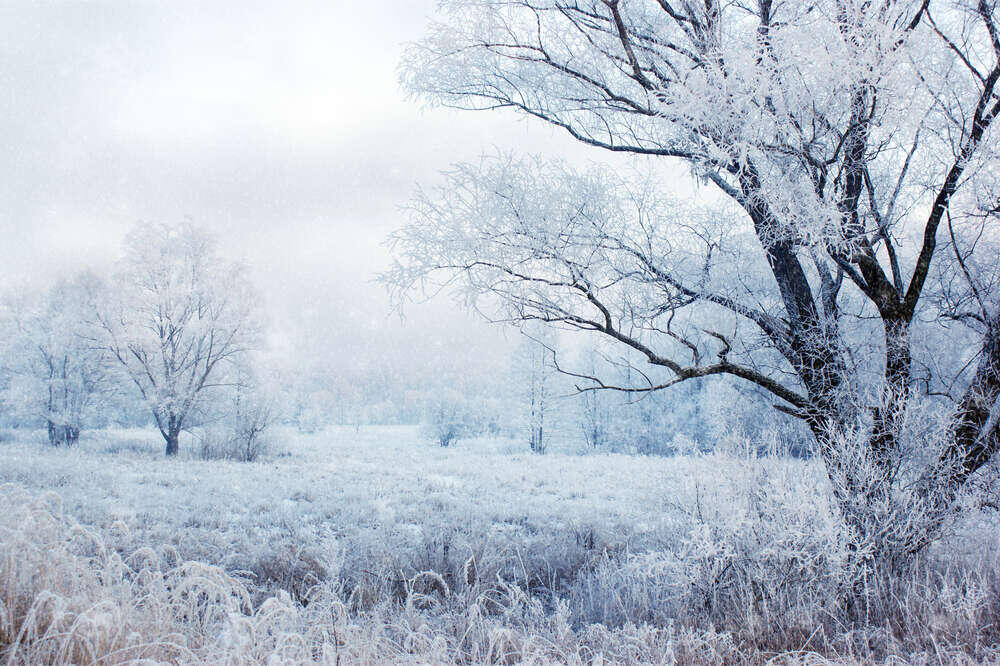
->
[[0, 0, 614, 378]]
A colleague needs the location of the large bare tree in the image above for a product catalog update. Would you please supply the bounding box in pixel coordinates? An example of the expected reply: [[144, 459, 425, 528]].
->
[[390, 0, 1000, 560], [98, 223, 259, 457]]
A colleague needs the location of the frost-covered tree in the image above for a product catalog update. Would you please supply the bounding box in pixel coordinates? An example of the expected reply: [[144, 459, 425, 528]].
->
[[196, 360, 279, 462], [510, 330, 562, 453], [390, 0, 1000, 562], [421, 387, 480, 447], [97, 223, 260, 457], [1, 275, 111, 445], [575, 343, 616, 449]]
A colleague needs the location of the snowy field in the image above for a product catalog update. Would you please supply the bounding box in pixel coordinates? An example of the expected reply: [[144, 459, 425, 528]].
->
[[3, 426, 1000, 664], [4, 0, 1000, 662], [0, 426, 811, 599]]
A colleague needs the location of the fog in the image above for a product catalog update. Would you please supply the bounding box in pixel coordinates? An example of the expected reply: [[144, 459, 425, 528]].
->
[[3, 3, 999, 661], [0, 0, 602, 383]]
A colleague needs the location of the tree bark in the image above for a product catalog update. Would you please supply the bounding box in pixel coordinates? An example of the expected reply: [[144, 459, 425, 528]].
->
[[943, 324, 1000, 488], [165, 416, 182, 457]]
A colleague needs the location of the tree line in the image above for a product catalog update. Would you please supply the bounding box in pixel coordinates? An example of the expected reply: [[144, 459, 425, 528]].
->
[[0, 222, 269, 458]]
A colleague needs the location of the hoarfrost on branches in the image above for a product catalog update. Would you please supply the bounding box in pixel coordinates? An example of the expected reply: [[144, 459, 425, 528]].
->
[[390, 0, 1000, 563], [96, 223, 261, 457]]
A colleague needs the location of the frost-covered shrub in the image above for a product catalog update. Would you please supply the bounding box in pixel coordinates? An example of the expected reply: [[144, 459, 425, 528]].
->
[[197, 379, 279, 462], [669, 432, 709, 456], [564, 457, 1000, 659], [248, 545, 328, 604], [100, 440, 160, 457], [198, 424, 272, 463], [420, 389, 479, 447], [293, 404, 325, 434], [197, 407, 275, 463], [568, 458, 840, 627]]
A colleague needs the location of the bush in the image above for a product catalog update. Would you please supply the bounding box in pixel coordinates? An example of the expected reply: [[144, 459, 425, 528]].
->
[[420, 390, 479, 447], [248, 545, 328, 605], [198, 425, 272, 462], [198, 386, 279, 462]]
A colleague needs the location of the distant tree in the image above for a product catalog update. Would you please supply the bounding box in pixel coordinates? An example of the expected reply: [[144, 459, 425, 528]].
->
[[1, 275, 111, 446], [390, 0, 1000, 565], [97, 223, 260, 457], [571, 341, 682, 453], [510, 331, 561, 453], [197, 362, 278, 462], [421, 388, 479, 447], [579, 387, 610, 450]]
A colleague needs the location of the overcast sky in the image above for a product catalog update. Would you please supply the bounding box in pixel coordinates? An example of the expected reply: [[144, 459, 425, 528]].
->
[[0, 0, 621, 377]]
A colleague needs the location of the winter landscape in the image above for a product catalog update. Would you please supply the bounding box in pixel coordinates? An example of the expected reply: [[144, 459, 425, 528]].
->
[[2, 0, 1000, 664]]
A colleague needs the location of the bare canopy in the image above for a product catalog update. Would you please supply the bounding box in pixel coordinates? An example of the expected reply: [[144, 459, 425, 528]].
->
[[390, 0, 1000, 559], [97, 223, 259, 456]]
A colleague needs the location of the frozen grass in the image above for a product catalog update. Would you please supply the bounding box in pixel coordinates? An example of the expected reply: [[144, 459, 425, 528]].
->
[[1, 426, 999, 664]]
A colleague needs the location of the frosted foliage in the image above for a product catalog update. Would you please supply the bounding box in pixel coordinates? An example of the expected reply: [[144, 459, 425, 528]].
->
[[96, 223, 260, 455], [401, 1, 992, 249], [391, 0, 1000, 565], [420, 388, 482, 447], [0, 276, 111, 445], [390, 155, 764, 378]]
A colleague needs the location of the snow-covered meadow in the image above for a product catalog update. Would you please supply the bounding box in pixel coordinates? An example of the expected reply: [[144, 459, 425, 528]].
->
[[3, 426, 999, 664], [0, 425, 799, 600], [5, 0, 1000, 662]]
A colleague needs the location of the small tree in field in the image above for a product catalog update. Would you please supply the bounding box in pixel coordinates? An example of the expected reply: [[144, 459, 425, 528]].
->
[[196, 362, 279, 462], [421, 388, 479, 447], [229, 367, 277, 462], [579, 382, 611, 450], [389, 0, 1000, 568], [509, 331, 561, 453], [98, 223, 259, 457]]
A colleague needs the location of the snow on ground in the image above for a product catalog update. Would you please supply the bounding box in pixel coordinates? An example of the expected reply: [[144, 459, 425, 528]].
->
[[4, 426, 1000, 663], [0, 426, 823, 595]]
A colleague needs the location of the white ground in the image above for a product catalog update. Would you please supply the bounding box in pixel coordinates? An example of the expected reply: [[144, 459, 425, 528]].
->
[[3, 426, 1000, 663], [0, 426, 821, 588]]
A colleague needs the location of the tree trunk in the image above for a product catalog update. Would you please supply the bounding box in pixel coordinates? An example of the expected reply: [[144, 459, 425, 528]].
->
[[165, 430, 180, 456], [530, 424, 544, 453], [46, 420, 59, 447], [935, 323, 1000, 495], [165, 416, 182, 457]]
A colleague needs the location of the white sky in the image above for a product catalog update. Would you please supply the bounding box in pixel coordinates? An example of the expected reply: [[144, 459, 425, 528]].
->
[[0, 0, 649, 379]]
